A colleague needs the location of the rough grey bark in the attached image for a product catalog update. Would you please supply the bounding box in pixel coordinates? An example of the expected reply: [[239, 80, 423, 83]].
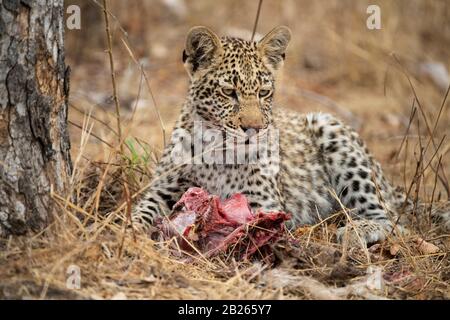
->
[[0, 0, 72, 236]]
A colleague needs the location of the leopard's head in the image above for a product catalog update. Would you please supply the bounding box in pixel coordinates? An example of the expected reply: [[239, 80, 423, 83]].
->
[[182, 26, 291, 137]]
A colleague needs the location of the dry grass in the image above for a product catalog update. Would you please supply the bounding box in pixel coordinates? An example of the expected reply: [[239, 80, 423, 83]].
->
[[1, 0, 450, 300]]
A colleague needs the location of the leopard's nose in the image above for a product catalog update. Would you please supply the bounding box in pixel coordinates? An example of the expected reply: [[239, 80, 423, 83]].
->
[[239, 105, 265, 133], [240, 125, 262, 134]]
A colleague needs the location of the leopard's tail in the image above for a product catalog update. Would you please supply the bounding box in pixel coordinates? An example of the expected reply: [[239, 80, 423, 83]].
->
[[392, 186, 450, 232]]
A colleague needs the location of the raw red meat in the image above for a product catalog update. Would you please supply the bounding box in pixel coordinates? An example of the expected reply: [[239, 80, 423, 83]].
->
[[156, 187, 291, 261]]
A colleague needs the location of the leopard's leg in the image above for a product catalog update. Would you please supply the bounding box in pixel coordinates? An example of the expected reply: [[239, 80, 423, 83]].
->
[[132, 121, 198, 230], [245, 147, 285, 212], [243, 171, 284, 212], [307, 113, 398, 245], [132, 152, 193, 230], [133, 173, 186, 229]]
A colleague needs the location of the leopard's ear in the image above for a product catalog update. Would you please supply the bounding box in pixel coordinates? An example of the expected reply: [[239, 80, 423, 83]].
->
[[183, 26, 222, 78], [257, 26, 291, 73]]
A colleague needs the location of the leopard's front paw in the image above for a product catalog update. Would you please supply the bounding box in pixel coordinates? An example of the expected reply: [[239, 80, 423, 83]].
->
[[336, 220, 395, 247]]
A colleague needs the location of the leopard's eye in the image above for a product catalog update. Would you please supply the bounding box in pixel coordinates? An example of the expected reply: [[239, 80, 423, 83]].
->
[[259, 89, 272, 98], [221, 88, 237, 99]]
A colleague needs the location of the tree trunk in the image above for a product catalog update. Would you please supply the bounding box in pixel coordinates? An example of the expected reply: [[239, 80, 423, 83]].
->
[[0, 0, 72, 236]]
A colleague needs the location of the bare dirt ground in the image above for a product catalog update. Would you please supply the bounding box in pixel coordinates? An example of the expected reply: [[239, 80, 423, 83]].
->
[[1, 0, 449, 299]]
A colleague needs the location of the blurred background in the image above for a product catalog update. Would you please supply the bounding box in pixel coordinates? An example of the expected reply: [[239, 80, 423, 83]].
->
[[65, 0, 450, 199]]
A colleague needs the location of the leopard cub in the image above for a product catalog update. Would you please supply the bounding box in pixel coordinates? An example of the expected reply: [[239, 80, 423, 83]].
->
[[133, 26, 445, 246]]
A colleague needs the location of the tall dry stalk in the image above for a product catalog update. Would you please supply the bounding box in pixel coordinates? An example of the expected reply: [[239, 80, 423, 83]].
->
[[102, 0, 123, 143], [101, 0, 135, 251], [251, 0, 263, 41]]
